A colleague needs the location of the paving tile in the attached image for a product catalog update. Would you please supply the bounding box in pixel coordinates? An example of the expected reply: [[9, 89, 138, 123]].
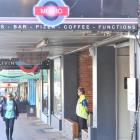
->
[[0, 114, 68, 140]]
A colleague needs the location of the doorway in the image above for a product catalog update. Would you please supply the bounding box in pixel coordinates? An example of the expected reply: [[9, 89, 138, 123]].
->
[[116, 47, 131, 140]]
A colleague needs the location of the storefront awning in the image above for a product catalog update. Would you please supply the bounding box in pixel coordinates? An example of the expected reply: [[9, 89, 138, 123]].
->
[[0, 70, 47, 82]]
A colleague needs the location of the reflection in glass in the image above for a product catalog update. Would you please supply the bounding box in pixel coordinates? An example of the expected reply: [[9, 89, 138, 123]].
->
[[42, 82, 48, 115], [53, 58, 62, 119]]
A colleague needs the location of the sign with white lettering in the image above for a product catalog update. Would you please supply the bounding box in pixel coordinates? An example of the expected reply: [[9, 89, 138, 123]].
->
[[0, 0, 137, 18], [33, 0, 69, 27], [0, 59, 50, 69], [0, 0, 138, 31], [0, 24, 137, 31]]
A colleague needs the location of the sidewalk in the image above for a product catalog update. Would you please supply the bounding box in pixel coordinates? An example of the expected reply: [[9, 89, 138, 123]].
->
[[0, 114, 70, 140]]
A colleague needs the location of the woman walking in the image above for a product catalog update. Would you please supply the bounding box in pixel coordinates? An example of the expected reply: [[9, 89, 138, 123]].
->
[[1, 93, 19, 140]]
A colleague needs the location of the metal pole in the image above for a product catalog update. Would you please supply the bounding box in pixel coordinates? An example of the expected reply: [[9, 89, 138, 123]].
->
[[40, 48, 44, 118]]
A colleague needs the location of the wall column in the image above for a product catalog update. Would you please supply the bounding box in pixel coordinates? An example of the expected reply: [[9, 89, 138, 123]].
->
[[129, 39, 138, 140], [88, 47, 97, 140]]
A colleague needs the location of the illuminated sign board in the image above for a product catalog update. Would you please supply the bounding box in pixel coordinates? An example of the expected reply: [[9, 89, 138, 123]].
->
[[33, 0, 69, 27], [0, 0, 138, 31]]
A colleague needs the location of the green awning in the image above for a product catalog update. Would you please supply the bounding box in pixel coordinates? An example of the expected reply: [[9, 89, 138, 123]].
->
[[0, 70, 47, 81]]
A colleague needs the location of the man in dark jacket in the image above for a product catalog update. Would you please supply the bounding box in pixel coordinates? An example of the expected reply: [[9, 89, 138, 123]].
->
[[1, 93, 19, 140]]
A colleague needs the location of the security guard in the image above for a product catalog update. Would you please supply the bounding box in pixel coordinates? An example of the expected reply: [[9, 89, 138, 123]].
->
[[76, 87, 88, 131]]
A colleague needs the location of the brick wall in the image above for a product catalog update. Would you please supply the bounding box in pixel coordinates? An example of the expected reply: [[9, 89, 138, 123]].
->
[[78, 50, 93, 112]]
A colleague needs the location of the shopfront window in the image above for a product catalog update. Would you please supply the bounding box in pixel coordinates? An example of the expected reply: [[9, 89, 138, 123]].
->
[[53, 58, 62, 119], [42, 82, 48, 115], [41, 70, 48, 115]]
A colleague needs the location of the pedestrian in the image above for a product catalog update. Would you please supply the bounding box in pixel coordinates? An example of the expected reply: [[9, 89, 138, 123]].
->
[[1, 93, 19, 140], [14, 96, 20, 113], [76, 87, 88, 135], [0, 96, 6, 111]]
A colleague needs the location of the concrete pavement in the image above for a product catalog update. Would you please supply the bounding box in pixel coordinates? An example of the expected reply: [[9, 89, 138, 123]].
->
[[0, 114, 70, 140]]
